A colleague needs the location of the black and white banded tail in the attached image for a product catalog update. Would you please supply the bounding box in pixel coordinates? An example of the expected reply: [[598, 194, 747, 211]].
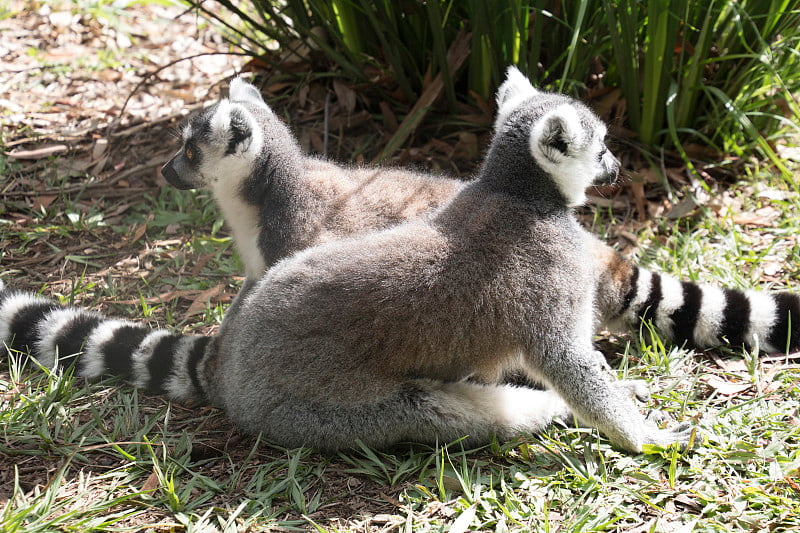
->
[[613, 266, 800, 354], [0, 280, 213, 401]]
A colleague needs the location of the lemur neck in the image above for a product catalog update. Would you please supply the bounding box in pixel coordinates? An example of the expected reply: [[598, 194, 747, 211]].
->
[[478, 142, 568, 209], [211, 181, 266, 279]]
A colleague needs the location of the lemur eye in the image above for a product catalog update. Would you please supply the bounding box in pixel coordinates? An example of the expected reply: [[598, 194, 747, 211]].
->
[[597, 147, 607, 162], [185, 146, 193, 160]]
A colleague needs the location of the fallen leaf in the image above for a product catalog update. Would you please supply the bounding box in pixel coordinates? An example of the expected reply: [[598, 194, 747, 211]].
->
[[700, 375, 752, 396], [379, 101, 398, 132], [333, 79, 357, 114], [732, 206, 781, 226], [186, 284, 227, 316], [33, 195, 57, 211], [190, 253, 215, 278], [666, 196, 698, 219], [141, 470, 160, 493], [131, 223, 148, 244], [91, 138, 109, 160], [756, 187, 795, 201]]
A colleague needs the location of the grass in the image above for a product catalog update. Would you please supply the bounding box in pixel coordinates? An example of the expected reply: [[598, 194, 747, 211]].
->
[[2, 2, 799, 530], [3, 135, 800, 530]]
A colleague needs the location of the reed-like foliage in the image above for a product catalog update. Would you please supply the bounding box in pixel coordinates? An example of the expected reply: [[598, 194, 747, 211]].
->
[[187, 0, 800, 163]]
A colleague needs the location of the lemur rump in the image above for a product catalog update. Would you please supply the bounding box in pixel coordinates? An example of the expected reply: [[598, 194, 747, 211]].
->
[[161, 76, 800, 353]]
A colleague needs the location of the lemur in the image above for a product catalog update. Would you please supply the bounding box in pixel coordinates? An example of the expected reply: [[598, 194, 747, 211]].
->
[[0, 68, 694, 452], [161, 75, 800, 354]]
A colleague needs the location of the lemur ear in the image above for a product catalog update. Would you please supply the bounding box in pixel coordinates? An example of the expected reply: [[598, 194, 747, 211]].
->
[[532, 104, 582, 157], [494, 66, 538, 129], [210, 100, 254, 155], [210, 99, 233, 143], [229, 77, 268, 108], [226, 107, 254, 155]]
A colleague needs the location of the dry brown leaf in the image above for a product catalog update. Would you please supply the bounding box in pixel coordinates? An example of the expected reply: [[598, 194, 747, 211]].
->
[[628, 181, 647, 221], [117, 289, 199, 305], [332, 79, 357, 114], [141, 470, 160, 493], [732, 206, 781, 226], [130, 224, 148, 244], [700, 375, 752, 396], [32, 195, 57, 211], [379, 101, 398, 132], [186, 284, 227, 316], [190, 253, 215, 278], [91, 138, 109, 160]]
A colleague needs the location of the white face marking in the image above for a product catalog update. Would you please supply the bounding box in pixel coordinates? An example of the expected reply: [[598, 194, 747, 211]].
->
[[210, 99, 233, 149], [200, 101, 264, 188], [529, 104, 607, 207]]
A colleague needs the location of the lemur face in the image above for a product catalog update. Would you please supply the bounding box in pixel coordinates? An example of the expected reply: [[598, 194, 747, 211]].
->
[[494, 67, 619, 207], [161, 79, 268, 193]]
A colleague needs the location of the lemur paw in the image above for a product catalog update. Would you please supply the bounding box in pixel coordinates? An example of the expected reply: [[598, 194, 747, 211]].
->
[[641, 421, 695, 451], [644, 409, 669, 425], [591, 350, 613, 373], [616, 379, 650, 403]]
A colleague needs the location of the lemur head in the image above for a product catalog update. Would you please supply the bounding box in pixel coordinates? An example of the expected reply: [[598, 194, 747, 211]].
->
[[161, 78, 269, 191], [493, 66, 619, 207]]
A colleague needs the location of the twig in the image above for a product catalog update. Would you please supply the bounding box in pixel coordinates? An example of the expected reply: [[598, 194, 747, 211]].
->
[[108, 51, 249, 134], [2, 161, 164, 197], [109, 103, 206, 138]]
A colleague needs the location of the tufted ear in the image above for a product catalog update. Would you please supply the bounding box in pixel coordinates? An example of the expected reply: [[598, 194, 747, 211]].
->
[[229, 77, 268, 108], [533, 104, 583, 157], [208, 100, 255, 155], [494, 66, 538, 129]]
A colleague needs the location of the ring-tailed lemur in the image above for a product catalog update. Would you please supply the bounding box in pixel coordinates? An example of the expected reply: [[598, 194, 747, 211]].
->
[[160, 75, 800, 354], [0, 68, 694, 452]]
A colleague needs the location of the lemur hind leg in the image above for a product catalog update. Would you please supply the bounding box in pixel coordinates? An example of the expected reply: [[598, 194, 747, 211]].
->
[[244, 380, 576, 452]]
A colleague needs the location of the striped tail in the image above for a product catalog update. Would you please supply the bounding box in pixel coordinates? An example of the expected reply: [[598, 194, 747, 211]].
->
[[612, 266, 800, 354], [0, 281, 213, 402]]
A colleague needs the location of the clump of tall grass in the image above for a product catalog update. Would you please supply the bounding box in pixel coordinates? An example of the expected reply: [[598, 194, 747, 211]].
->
[[186, 0, 800, 165]]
